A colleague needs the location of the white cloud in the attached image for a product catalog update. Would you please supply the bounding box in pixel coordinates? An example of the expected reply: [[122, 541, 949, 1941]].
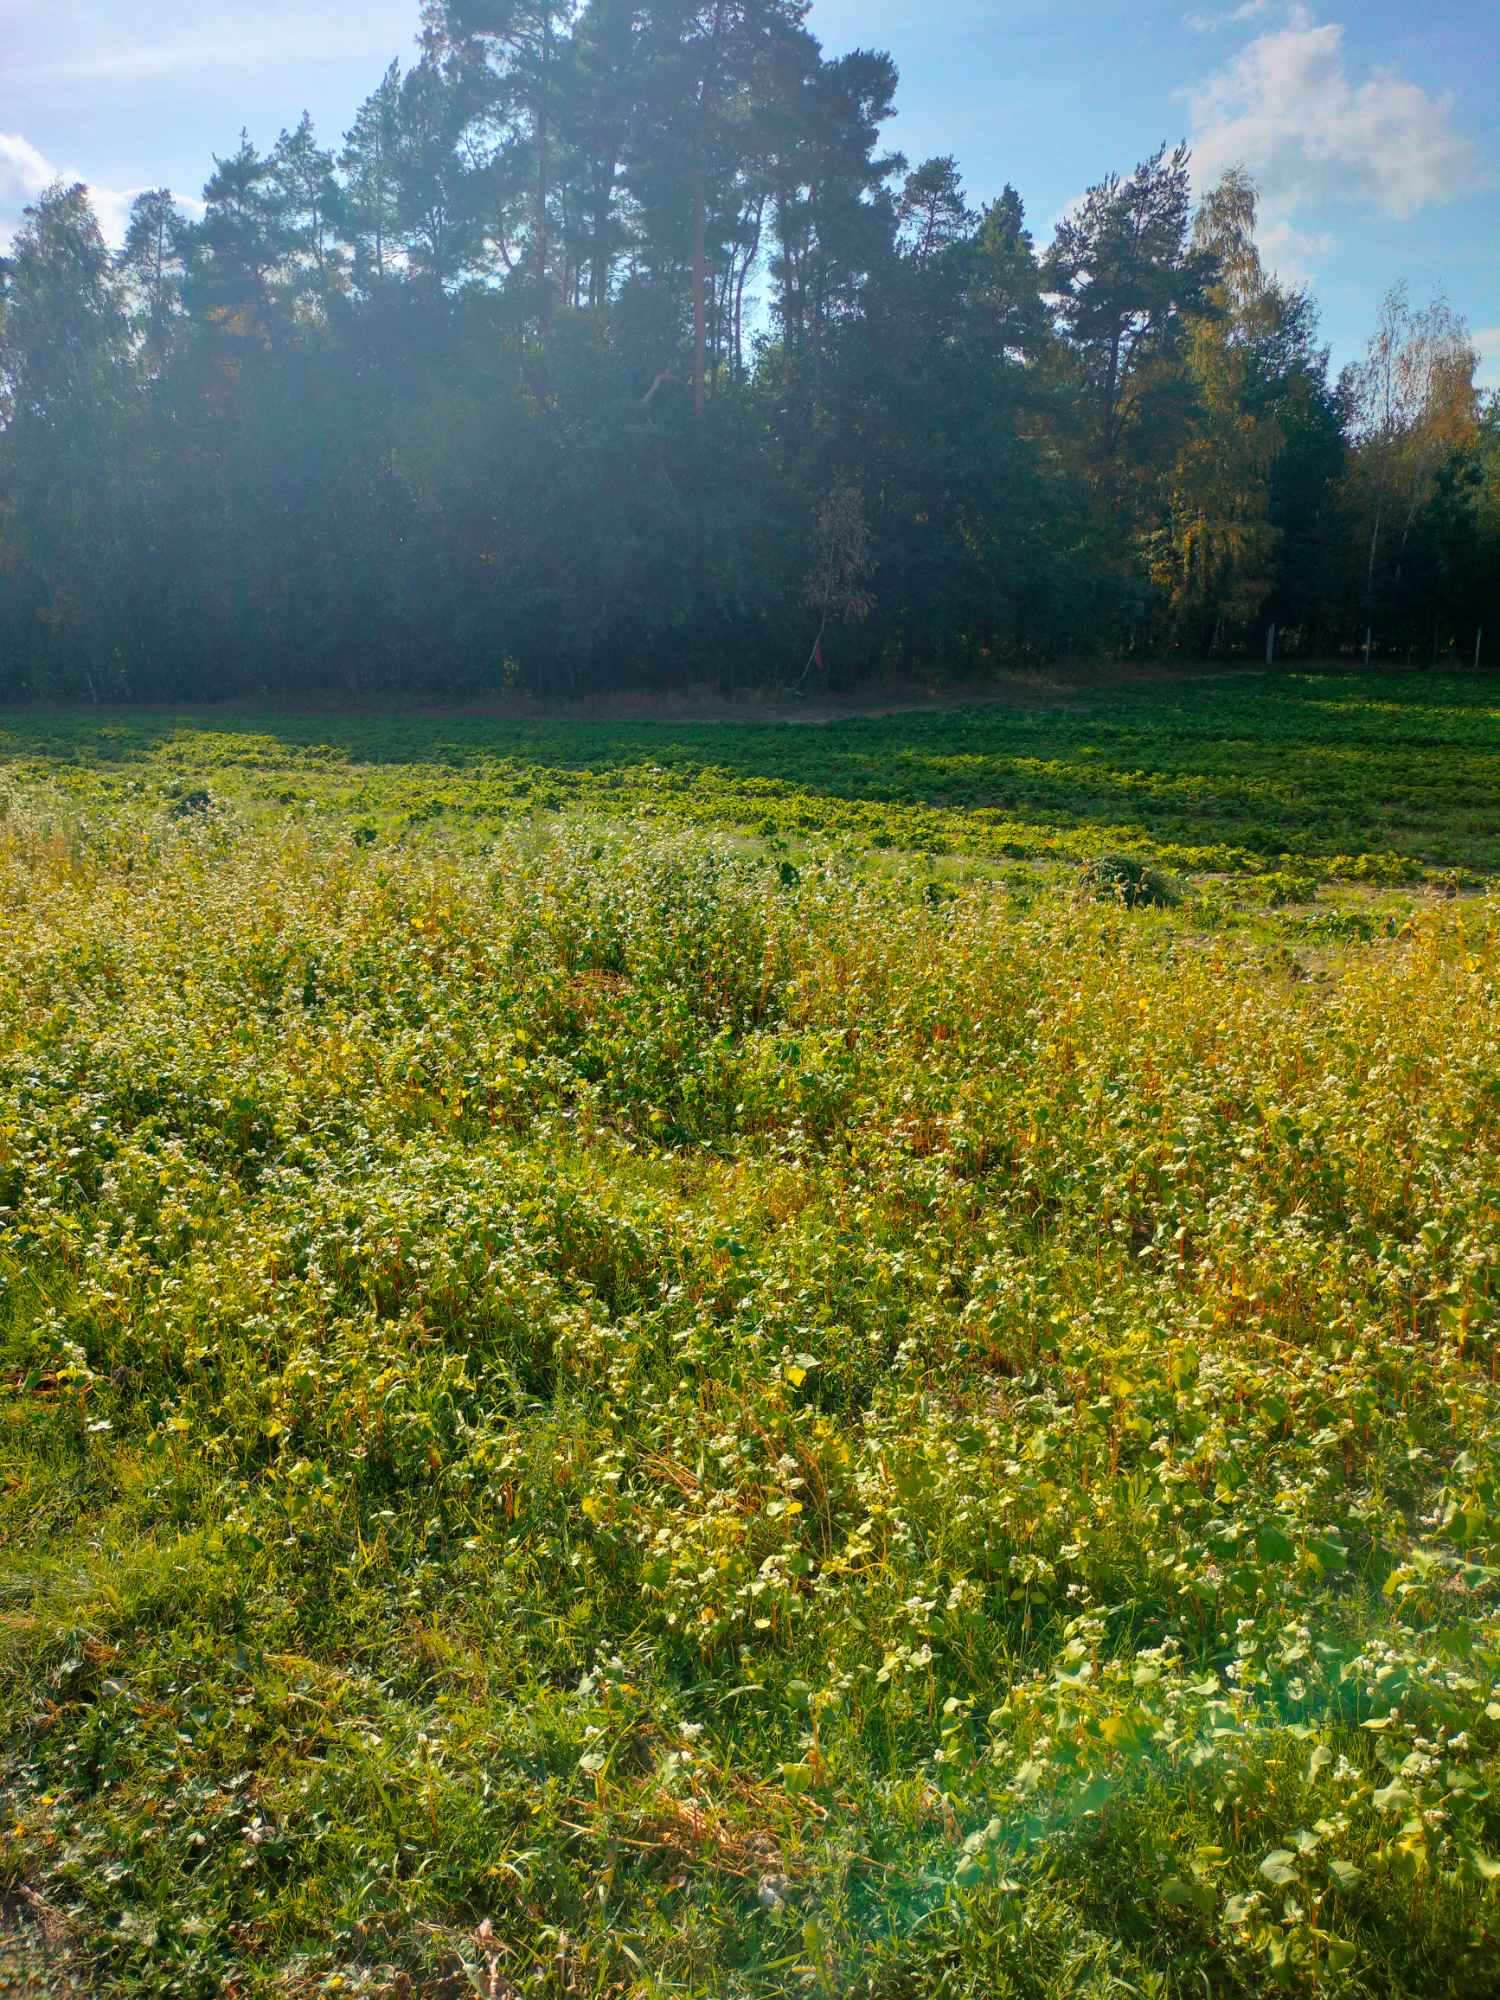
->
[[88, 183, 146, 245], [0, 131, 56, 213], [1185, 0, 1274, 35], [1045, 189, 1088, 236], [0, 130, 201, 250], [1254, 215, 1337, 285], [1185, 4, 1482, 281], [1476, 329, 1500, 393]]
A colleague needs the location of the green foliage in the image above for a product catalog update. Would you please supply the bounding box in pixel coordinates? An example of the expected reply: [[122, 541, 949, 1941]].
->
[[1, 679, 1499, 1996], [3, 33, 1491, 700], [1075, 854, 1180, 909], [2, 668, 1498, 882]]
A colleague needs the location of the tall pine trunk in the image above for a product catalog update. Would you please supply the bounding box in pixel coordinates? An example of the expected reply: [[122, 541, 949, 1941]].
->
[[693, 165, 707, 422], [691, 0, 727, 425]]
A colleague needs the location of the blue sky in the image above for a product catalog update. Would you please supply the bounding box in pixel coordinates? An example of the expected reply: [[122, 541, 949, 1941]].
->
[[2, 0, 1495, 384]]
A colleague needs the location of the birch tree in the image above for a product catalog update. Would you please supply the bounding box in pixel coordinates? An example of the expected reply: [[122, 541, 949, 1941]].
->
[[1344, 283, 1477, 645]]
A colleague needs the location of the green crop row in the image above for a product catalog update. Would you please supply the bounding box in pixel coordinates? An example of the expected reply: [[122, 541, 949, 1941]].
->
[[1, 669, 1498, 884]]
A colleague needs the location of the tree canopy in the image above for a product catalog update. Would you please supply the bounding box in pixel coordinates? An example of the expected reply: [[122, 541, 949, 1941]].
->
[[0, 3, 1493, 702]]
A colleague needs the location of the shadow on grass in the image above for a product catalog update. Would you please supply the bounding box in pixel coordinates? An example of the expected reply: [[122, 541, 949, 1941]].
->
[[2, 669, 1498, 868]]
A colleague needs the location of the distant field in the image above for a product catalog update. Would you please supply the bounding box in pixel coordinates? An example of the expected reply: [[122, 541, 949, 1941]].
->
[[1, 672, 1499, 1998], [2, 667, 1499, 880]]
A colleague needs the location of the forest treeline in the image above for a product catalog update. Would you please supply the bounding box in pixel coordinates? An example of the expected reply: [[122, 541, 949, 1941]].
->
[[1, 0, 1496, 702]]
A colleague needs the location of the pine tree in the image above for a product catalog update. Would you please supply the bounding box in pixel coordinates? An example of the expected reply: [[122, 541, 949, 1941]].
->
[[117, 189, 189, 366], [1151, 169, 1281, 649], [341, 63, 406, 292], [270, 113, 346, 306], [0, 184, 134, 694], [1043, 144, 1213, 498]]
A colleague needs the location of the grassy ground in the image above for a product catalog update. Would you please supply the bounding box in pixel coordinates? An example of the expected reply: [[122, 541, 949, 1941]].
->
[[1, 669, 1498, 1998], [3, 667, 1499, 882]]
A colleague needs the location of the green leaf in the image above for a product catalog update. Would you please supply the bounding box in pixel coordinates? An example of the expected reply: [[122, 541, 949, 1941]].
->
[[1169, 1347, 1199, 1391], [1160, 1875, 1214, 1914], [1257, 1521, 1296, 1564]]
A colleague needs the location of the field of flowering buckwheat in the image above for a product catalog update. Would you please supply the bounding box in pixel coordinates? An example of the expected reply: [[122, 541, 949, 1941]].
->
[[1, 672, 1499, 1998]]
